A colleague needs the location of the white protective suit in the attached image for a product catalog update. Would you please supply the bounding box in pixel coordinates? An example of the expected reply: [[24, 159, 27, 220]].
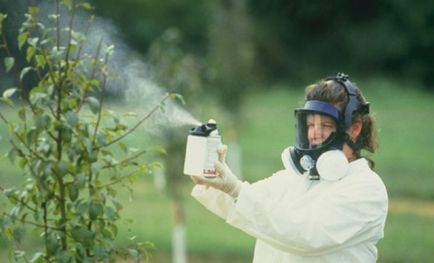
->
[[191, 148, 388, 262]]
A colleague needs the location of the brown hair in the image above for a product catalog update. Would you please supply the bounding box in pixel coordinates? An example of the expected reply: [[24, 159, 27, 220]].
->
[[305, 79, 378, 167]]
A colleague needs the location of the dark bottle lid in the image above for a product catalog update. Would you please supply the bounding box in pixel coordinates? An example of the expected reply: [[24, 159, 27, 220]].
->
[[189, 119, 218, 136]]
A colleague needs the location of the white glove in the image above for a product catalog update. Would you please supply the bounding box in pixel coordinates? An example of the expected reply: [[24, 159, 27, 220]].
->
[[191, 144, 242, 199]]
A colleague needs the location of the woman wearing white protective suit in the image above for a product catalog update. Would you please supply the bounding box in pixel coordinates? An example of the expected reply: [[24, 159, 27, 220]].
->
[[191, 73, 388, 263]]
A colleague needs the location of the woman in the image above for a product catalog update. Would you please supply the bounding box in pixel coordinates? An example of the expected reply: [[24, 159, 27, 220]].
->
[[191, 73, 388, 262]]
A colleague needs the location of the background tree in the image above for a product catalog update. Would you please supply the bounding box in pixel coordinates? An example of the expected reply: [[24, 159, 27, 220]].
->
[[147, 27, 203, 263]]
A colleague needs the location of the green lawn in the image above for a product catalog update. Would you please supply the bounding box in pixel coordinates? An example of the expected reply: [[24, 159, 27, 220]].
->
[[1, 77, 434, 262]]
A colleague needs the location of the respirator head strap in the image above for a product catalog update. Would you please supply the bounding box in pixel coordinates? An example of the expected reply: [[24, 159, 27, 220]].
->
[[325, 73, 370, 129]]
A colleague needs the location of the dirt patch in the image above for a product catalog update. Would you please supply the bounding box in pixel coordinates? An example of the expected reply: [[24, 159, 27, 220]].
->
[[389, 197, 434, 218]]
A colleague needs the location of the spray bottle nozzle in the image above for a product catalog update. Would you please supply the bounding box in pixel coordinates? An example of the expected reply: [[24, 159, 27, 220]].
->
[[189, 119, 218, 136]]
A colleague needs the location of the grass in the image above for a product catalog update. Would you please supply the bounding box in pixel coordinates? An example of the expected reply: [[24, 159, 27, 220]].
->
[[1, 77, 434, 262]]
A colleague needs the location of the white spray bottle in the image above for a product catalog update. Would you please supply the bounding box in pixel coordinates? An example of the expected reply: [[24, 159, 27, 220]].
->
[[183, 119, 221, 178]]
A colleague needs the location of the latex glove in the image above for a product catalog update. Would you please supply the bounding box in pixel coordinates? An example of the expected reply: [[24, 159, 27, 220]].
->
[[191, 144, 242, 199]]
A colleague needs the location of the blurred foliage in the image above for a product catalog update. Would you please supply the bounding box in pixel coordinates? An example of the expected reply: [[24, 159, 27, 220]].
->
[[89, 0, 434, 88], [3, 0, 434, 96], [248, 0, 434, 85]]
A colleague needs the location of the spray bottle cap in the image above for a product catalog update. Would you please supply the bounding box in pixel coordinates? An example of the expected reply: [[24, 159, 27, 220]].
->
[[189, 119, 218, 136]]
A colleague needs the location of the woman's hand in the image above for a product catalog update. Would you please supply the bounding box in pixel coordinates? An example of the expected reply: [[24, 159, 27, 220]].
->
[[191, 144, 242, 199]]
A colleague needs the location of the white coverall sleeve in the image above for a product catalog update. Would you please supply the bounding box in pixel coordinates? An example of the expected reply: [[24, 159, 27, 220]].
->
[[225, 173, 388, 256], [191, 170, 287, 219], [191, 185, 237, 219]]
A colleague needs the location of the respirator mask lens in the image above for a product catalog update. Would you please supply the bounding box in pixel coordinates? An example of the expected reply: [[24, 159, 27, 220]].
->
[[295, 111, 338, 151]]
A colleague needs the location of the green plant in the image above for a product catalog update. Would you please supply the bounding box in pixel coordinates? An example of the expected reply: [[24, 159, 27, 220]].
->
[[0, 1, 173, 262]]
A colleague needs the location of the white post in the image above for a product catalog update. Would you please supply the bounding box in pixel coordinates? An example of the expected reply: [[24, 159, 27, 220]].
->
[[172, 218, 187, 263]]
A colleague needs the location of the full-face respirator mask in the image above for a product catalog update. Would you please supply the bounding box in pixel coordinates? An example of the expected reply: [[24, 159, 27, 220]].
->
[[289, 73, 370, 180]]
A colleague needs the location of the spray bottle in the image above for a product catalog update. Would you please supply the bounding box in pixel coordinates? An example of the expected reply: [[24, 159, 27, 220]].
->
[[183, 119, 221, 178]]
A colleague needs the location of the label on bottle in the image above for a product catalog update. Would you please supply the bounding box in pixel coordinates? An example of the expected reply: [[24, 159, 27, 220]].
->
[[203, 135, 221, 177]]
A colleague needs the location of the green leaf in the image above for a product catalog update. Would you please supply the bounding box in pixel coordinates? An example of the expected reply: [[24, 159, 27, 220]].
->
[[71, 226, 94, 246], [30, 252, 47, 263], [36, 138, 51, 155], [18, 32, 29, 50], [86, 96, 100, 114], [0, 13, 6, 32], [55, 250, 71, 263], [4, 57, 15, 72], [105, 44, 115, 56], [148, 145, 167, 155], [18, 158, 27, 169], [14, 250, 26, 260], [104, 206, 117, 220], [18, 107, 26, 121], [89, 202, 103, 220], [57, 161, 68, 176], [63, 0, 72, 9], [65, 111, 78, 127], [71, 30, 85, 43], [13, 226, 25, 242], [169, 93, 186, 105], [27, 37, 39, 47], [0, 97, 14, 107], [35, 55, 46, 68], [46, 234, 60, 256], [118, 142, 128, 153], [26, 46, 36, 62], [8, 148, 17, 163], [77, 202, 89, 215], [0, 13, 6, 23], [3, 88, 17, 99], [28, 7, 39, 16], [80, 2, 94, 11], [67, 184, 78, 201], [20, 67, 33, 81], [34, 115, 51, 130]]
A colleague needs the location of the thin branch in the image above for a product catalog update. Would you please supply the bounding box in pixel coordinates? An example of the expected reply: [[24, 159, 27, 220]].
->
[[77, 37, 103, 112], [74, 15, 94, 61], [1, 212, 62, 231], [91, 72, 105, 145], [98, 93, 170, 149], [10, 134, 48, 162], [0, 186, 37, 213], [64, 0, 76, 64], [39, 44, 61, 92], [0, 112, 9, 124], [42, 201, 49, 258], [96, 168, 142, 189], [91, 45, 107, 144], [61, 0, 76, 88], [7, 139, 61, 202], [55, 0, 60, 50], [101, 149, 147, 170]]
